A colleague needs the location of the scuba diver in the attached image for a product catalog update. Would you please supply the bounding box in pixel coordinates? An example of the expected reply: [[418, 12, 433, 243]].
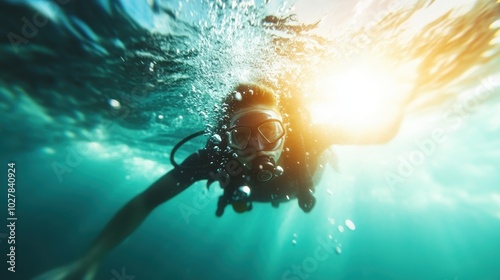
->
[[35, 83, 403, 280], [171, 83, 320, 215]]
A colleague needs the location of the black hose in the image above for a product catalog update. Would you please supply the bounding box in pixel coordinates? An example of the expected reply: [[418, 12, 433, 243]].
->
[[170, 130, 207, 169]]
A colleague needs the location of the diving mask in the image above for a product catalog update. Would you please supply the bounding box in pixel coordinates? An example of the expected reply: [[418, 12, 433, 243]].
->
[[228, 109, 285, 151]]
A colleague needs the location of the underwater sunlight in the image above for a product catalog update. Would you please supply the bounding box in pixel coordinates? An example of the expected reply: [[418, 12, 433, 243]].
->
[[0, 0, 499, 279]]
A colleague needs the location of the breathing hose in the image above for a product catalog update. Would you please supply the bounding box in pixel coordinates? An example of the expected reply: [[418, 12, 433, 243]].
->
[[169, 130, 207, 169]]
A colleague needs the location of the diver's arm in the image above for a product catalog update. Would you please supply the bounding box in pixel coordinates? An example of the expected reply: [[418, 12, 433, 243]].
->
[[34, 149, 211, 280], [311, 119, 401, 146], [311, 108, 404, 148], [78, 169, 193, 267], [33, 169, 195, 280]]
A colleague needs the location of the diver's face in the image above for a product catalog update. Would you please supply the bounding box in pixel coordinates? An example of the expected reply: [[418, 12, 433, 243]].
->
[[228, 105, 285, 169]]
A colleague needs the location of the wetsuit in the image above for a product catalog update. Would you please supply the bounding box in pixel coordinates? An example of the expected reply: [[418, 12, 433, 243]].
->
[[170, 125, 322, 216], [170, 97, 322, 216]]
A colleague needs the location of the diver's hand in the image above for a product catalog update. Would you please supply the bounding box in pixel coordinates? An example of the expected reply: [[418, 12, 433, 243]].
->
[[297, 175, 316, 212], [32, 259, 98, 280], [298, 189, 316, 212]]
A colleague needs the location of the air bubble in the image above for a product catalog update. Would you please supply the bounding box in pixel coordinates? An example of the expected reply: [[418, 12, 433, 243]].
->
[[338, 225, 344, 233], [345, 219, 356, 231], [234, 91, 242, 101], [109, 99, 121, 109], [211, 134, 222, 144]]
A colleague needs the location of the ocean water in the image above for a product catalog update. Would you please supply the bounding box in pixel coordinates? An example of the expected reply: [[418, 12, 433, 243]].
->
[[0, 0, 499, 280]]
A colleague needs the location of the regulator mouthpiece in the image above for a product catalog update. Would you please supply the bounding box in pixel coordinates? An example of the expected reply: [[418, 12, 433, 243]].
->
[[252, 156, 276, 182]]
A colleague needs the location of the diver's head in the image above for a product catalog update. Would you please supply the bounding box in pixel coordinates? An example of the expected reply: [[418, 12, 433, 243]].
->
[[221, 83, 286, 175], [228, 106, 285, 168]]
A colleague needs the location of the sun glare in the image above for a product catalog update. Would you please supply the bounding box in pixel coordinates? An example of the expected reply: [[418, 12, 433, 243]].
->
[[309, 59, 411, 130]]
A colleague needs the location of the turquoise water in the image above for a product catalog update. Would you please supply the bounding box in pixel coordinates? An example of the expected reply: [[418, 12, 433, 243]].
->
[[1, 0, 499, 279]]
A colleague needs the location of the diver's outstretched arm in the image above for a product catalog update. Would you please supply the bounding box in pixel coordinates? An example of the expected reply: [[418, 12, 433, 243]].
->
[[33, 169, 193, 280], [311, 106, 404, 148], [81, 169, 191, 264]]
